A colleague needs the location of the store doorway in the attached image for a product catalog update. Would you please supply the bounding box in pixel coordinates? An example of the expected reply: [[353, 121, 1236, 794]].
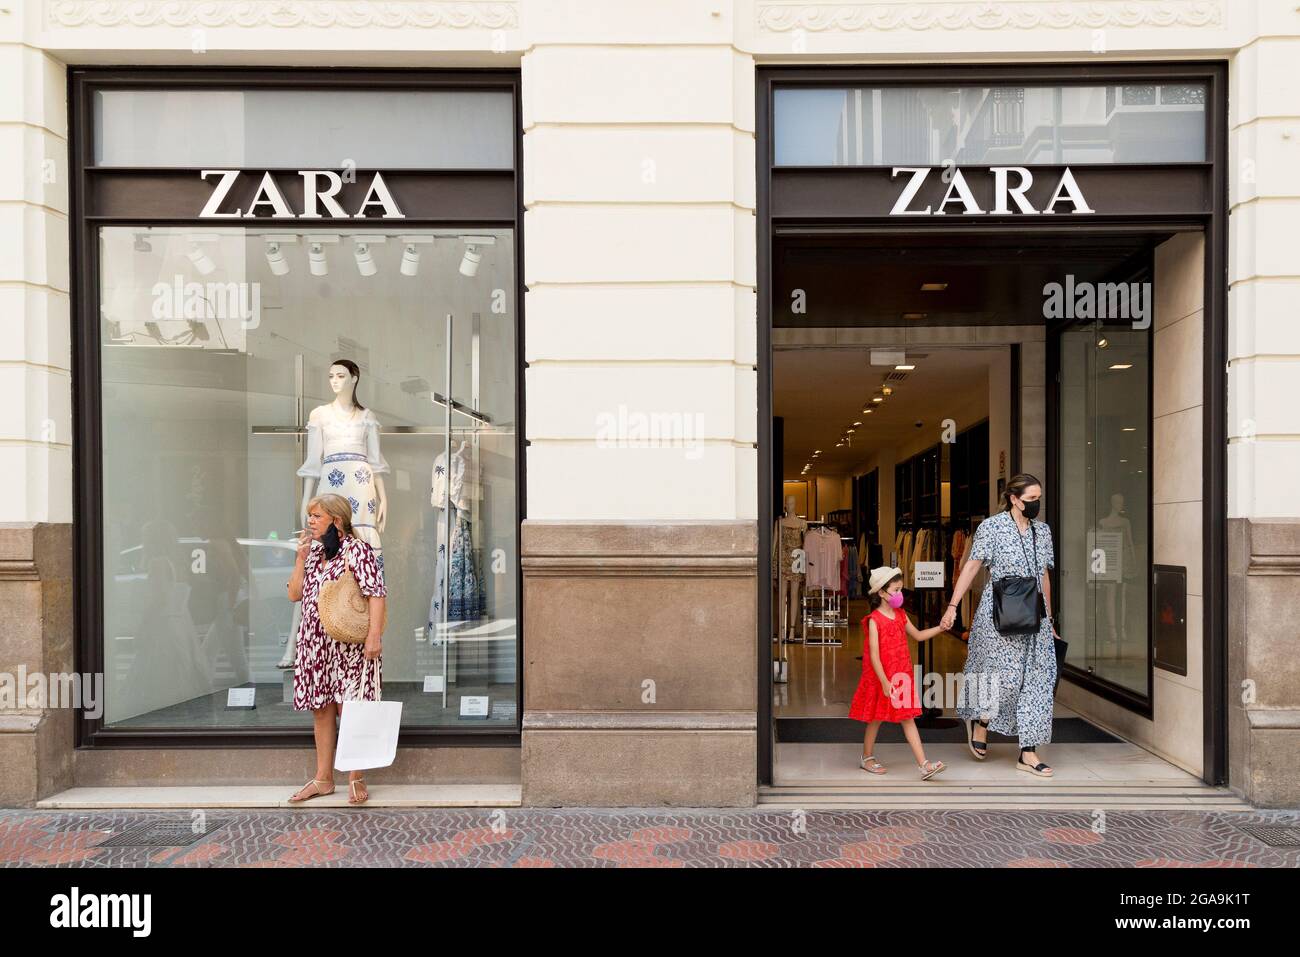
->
[[765, 231, 1214, 796]]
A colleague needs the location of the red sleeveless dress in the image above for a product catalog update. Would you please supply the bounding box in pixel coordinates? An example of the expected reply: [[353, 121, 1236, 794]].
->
[[849, 608, 921, 723]]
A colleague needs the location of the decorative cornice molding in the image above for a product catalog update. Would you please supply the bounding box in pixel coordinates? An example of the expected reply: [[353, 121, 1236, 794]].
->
[[756, 1, 1224, 33], [46, 0, 519, 30]]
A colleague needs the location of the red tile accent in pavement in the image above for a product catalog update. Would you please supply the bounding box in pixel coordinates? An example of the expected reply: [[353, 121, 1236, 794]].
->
[[255, 828, 350, 866], [840, 841, 905, 864], [1005, 857, 1070, 868], [864, 825, 926, 845], [629, 826, 693, 845], [718, 840, 779, 862], [591, 839, 683, 867], [1043, 826, 1104, 846], [512, 857, 555, 868]]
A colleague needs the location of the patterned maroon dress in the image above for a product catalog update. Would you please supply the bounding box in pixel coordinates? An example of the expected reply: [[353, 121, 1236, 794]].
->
[[293, 535, 385, 711]]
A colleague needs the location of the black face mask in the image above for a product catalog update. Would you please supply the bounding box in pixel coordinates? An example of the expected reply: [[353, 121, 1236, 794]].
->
[[321, 523, 342, 559], [1020, 499, 1041, 520]]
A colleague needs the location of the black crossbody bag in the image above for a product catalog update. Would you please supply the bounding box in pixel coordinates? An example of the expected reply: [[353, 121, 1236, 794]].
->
[[991, 521, 1047, 637]]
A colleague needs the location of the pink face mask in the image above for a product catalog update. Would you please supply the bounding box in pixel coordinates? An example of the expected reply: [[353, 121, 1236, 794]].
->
[[886, 590, 905, 609]]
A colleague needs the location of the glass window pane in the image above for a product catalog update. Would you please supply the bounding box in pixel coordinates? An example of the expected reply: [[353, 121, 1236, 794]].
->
[[774, 84, 1206, 166], [99, 225, 517, 729], [94, 89, 515, 168], [1057, 318, 1150, 693]]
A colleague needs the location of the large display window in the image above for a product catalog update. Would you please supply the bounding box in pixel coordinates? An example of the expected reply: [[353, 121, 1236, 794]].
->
[[73, 70, 523, 742]]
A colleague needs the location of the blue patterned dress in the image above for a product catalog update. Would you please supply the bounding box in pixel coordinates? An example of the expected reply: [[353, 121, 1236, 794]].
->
[[955, 510, 1057, 748]]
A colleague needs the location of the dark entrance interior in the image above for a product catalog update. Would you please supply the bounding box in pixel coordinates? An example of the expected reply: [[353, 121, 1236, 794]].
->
[[767, 228, 1205, 787]]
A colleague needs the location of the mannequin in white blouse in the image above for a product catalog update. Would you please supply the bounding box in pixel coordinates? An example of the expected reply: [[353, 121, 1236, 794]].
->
[[298, 363, 388, 536]]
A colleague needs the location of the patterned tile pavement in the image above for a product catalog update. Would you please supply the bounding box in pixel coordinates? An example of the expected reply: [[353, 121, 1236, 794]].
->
[[2, 807, 1299, 868]]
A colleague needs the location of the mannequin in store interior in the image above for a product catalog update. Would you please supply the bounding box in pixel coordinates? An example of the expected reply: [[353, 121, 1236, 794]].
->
[[775, 494, 807, 643], [1099, 491, 1137, 653], [426, 438, 485, 642], [277, 359, 389, 669]]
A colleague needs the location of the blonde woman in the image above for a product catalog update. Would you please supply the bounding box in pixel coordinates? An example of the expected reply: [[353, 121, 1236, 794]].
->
[[286, 493, 386, 804]]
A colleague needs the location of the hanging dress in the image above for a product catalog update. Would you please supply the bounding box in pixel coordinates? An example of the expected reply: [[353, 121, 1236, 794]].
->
[[427, 443, 486, 637]]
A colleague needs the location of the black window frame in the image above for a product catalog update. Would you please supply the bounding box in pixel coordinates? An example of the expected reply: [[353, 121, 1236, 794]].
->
[[70, 67, 526, 750]]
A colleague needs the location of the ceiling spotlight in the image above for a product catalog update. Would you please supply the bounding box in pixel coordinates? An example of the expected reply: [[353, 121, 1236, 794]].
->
[[813, 450, 822, 455], [1097, 337, 1109, 348], [872, 396, 884, 403], [1109, 363, 1133, 370], [847, 428, 856, 434], [264, 241, 289, 277], [863, 408, 873, 414], [1121, 427, 1137, 432], [308, 242, 328, 277], [458, 235, 496, 278], [920, 282, 948, 292], [903, 312, 927, 321], [400, 243, 421, 277], [895, 364, 916, 371], [186, 243, 216, 276], [882, 386, 893, 396], [133, 235, 152, 253], [853, 422, 862, 427], [354, 240, 378, 278]]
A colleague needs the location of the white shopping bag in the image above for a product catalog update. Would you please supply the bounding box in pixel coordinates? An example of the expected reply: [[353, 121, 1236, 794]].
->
[[334, 700, 403, 772]]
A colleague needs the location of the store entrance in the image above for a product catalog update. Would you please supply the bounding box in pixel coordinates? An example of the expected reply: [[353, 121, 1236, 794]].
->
[[766, 230, 1212, 798]]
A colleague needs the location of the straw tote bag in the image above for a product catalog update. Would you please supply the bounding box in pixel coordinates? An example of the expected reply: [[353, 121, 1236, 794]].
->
[[318, 547, 380, 644]]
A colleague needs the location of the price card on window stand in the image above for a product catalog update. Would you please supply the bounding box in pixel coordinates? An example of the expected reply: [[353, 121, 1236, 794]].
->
[[914, 561, 945, 589], [460, 695, 490, 719], [226, 687, 257, 710]]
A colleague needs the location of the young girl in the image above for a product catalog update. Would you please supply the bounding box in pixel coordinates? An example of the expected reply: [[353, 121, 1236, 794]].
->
[[849, 566, 946, 779]]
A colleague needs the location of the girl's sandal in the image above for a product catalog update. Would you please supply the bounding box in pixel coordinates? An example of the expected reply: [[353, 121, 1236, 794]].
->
[[919, 759, 946, 781], [859, 755, 888, 775], [348, 779, 369, 805], [288, 779, 335, 803]]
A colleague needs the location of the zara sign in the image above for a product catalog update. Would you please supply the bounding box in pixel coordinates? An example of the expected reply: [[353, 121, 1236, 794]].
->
[[199, 169, 405, 219], [889, 165, 1094, 216]]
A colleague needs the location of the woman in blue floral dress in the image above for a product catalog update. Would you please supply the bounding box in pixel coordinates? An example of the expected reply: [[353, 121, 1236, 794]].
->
[[941, 474, 1061, 777]]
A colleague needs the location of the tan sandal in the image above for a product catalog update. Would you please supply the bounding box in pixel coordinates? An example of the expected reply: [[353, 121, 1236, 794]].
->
[[288, 779, 335, 803], [348, 779, 369, 805]]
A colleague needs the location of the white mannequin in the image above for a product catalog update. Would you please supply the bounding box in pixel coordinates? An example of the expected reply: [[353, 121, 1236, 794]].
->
[[776, 494, 807, 643], [299, 363, 387, 532], [1098, 492, 1136, 651]]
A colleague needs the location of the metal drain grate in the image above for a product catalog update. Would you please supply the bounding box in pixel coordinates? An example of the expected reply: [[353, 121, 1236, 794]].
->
[[97, 819, 229, 848], [1232, 824, 1300, 847]]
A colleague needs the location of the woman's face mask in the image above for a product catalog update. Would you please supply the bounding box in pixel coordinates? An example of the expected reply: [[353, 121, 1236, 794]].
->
[[321, 522, 342, 559]]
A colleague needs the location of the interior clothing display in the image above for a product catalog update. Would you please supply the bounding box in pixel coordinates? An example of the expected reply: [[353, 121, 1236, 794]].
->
[[431, 441, 472, 512], [292, 535, 385, 711], [849, 608, 921, 723], [955, 511, 1057, 747], [298, 403, 390, 558], [427, 504, 486, 633], [778, 520, 806, 579], [846, 543, 861, 598], [803, 525, 843, 591]]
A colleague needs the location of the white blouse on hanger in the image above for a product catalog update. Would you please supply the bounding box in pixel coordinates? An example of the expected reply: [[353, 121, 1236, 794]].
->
[[431, 441, 471, 511], [297, 403, 390, 477]]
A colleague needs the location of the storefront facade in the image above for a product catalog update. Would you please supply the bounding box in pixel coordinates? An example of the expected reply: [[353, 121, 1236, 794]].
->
[[2, 1, 1298, 808]]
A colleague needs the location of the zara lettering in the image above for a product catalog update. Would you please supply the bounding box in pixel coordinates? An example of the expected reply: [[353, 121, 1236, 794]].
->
[[889, 166, 1094, 216], [199, 169, 405, 219]]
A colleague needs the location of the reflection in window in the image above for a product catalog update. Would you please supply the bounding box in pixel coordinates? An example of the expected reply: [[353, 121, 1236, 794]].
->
[[99, 226, 518, 729], [774, 83, 1207, 166]]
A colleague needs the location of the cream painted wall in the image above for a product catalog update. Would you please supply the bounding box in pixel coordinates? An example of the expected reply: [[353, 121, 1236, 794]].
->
[[1, 0, 1297, 529]]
